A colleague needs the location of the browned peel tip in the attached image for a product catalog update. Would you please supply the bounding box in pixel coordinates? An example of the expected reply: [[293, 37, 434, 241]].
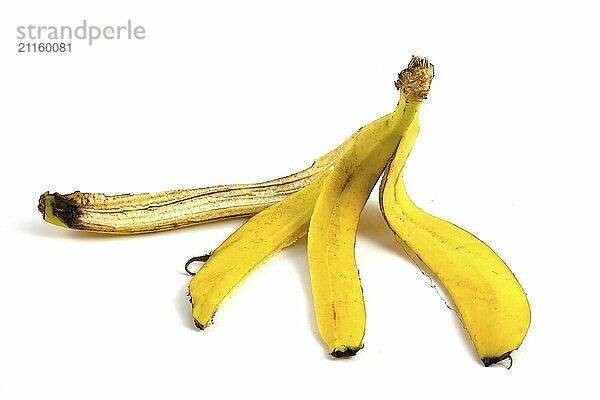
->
[[395, 55, 434, 101], [331, 348, 360, 358], [193, 319, 206, 330], [330, 343, 364, 358], [482, 351, 514, 368], [38, 192, 48, 216], [43, 193, 82, 228]]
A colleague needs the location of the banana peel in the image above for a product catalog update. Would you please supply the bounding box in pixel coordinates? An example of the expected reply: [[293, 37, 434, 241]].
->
[[38, 56, 530, 366]]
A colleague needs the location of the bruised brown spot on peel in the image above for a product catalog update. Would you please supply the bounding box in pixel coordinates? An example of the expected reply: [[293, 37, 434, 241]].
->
[[49, 193, 84, 228], [332, 304, 337, 322]]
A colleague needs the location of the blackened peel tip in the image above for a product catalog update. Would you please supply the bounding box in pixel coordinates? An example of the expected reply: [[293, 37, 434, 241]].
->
[[481, 351, 514, 369], [193, 319, 206, 330], [330, 346, 362, 358], [38, 192, 49, 216]]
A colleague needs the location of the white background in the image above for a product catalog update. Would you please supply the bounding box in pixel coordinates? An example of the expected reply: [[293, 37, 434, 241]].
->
[[1, 1, 598, 398]]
